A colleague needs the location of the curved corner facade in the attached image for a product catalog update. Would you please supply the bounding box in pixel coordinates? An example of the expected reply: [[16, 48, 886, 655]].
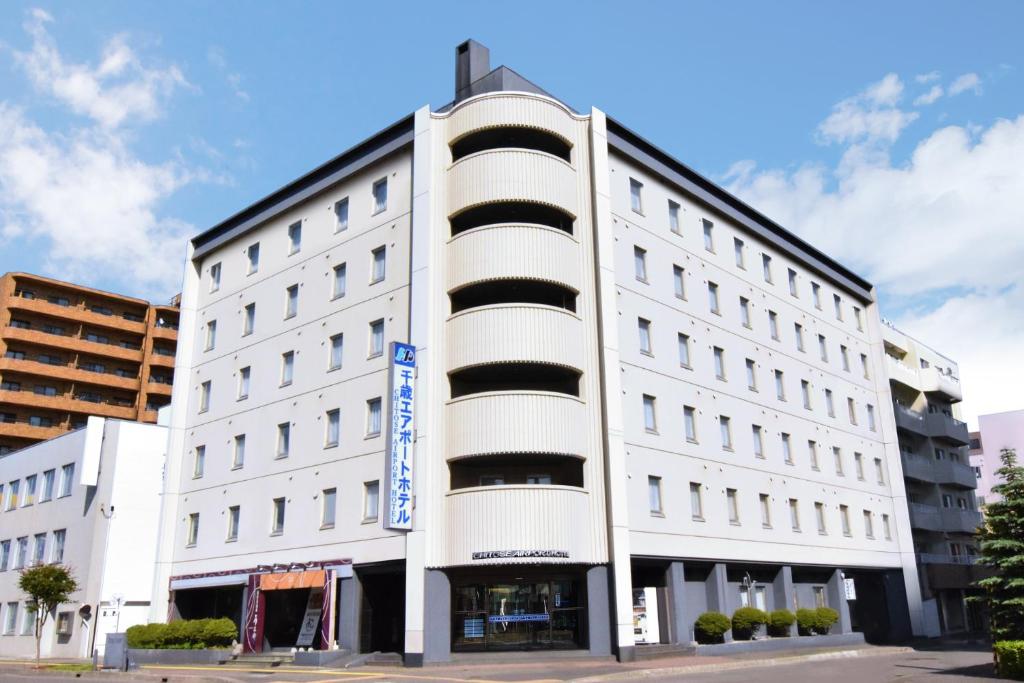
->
[[153, 53, 929, 667]]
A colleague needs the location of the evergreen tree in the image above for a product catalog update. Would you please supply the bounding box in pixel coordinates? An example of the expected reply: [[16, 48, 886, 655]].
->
[[975, 448, 1024, 642]]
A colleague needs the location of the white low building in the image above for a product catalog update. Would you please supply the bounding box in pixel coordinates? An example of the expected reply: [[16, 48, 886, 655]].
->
[[0, 417, 167, 658]]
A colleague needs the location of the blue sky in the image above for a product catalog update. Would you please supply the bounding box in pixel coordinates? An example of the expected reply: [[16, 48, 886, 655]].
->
[[0, 1, 1022, 424]]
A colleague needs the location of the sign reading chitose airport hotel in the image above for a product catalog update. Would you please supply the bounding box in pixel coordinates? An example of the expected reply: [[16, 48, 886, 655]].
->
[[384, 342, 416, 530], [471, 550, 570, 560]]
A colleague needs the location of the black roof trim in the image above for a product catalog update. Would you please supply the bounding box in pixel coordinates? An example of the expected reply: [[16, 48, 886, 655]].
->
[[606, 117, 874, 303], [191, 114, 416, 260]]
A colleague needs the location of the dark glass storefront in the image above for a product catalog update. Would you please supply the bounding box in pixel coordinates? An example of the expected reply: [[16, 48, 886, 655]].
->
[[452, 574, 584, 651]]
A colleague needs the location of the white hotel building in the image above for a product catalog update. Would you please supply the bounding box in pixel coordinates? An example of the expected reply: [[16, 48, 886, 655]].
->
[[151, 42, 926, 664]]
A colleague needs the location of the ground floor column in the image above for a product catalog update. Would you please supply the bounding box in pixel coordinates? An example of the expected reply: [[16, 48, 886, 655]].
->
[[705, 563, 731, 642], [665, 561, 687, 644], [586, 565, 613, 655], [338, 574, 361, 653], [423, 569, 451, 663], [772, 566, 796, 636], [826, 569, 853, 634], [404, 532, 427, 667]]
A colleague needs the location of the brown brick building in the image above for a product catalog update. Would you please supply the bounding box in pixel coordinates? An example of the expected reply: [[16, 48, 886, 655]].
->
[[0, 272, 178, 454]]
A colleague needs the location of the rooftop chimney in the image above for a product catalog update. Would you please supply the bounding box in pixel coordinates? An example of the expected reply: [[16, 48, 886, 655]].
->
[[455, 40, 490, 101]]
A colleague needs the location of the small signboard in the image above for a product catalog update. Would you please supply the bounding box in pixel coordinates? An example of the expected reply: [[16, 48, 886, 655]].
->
[[384, 343, 416, 530], [843, 577, 857, 601], [296, 588, 323, 647]]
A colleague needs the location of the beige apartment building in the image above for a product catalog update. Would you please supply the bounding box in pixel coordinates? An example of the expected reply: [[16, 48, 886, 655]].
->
[[0, 272, 179, 454]]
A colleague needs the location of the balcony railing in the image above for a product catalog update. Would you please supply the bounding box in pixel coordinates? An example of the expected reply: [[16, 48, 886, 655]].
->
[[894, 404, 929, 437], [917, 553, 979, 566]]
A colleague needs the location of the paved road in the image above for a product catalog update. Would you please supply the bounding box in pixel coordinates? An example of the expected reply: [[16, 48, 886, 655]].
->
[[0, 646, 998, 683]]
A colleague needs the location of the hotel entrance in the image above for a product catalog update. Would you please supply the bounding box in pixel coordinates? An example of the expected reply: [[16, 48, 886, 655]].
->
[[451, 573, 585, 651]]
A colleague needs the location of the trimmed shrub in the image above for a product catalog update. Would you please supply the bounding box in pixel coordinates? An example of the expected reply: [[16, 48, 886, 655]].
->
[[795, 608, 818, 636], [767, 609, 796, 637], [694, 611, 731, 644], [125, 618, 237, 650], [814, 607, 839, 635], [731, 607, 768, 640], [995, 641, 1024, 681]]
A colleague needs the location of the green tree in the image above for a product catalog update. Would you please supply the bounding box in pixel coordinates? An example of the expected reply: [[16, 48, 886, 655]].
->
[[18, 564, 79, 666], [974, 448, 1024, 642]]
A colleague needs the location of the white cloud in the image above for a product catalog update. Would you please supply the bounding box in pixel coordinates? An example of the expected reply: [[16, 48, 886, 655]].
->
[[948, 72, 982, 96], [11, 9, 189, 128], [0, 9, 204, 299], [207, 46, 250, 103], [725, 74, 1024, 426], [913, 85, 944, 106], [817, 73, 918, 145], [915, 71, 941, 84]]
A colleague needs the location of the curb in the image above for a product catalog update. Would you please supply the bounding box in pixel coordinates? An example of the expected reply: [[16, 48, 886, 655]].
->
[[567, 646, 914, 682], [0, 667, 244, 683]]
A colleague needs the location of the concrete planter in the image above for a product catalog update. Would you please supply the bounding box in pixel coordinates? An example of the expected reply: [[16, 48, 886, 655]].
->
[[292, 650, 352, 667], [126, 648, 232, 665], [697, 632, 866, 656]]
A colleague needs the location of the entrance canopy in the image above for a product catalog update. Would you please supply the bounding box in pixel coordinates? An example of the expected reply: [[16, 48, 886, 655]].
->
[[260, 570, 326, 591]]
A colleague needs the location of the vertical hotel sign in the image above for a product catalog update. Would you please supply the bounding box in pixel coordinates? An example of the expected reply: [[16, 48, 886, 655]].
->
[[384, 342, 416, 530]]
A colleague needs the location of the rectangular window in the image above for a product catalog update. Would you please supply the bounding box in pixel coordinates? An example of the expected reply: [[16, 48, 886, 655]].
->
[[243, 302, 255, 336], [40, 470, 54, 502], [801, 380, 812, 410], [788, 268, 798, 297], [812, 282, 821, 309], [713, 346, 726, 380], [834, 294, 843, 320], [702, 219, 714, 252], [364, 481, 379, 521], [690, 482, 704, 520], [848, 397, 858, 425], [287, 221, 302, 254], [760, 493, 772, 528], [272, 497, 286, 535], [815, 502, 827, 535], [21, 604, 36, 635], [247, 243, 260, 274], [193, 445, 205, 478], [334, 197, 349, 232], [371, 246, 386, 283], [186, 513, 199, 546], [23, 475, 36, 507], [727, 488, 740, 524], [734, 237, 745, 268], [1, 540, 10, 571], [739, 297, 751, 328], [863, 510, 874, 538], [634, 246, 647, 282], [333, 263, 347, 299], [752, 425, 764, 458], [648, 476, 663, 515], [708, 282, 720, 314], [285, 284, 299, 319], [684, 406, 697, 443], [855, 452, 864, 480], [808, 440, 819, 470], [789, 498, 800, 531], [768, 310, 779, 340], [668, 200, 681, 233], [277, 422, 290, 458], [825, 388, 835, 417], [746, 358, 757, 391], [50, 529, 65, 564], [762, 253, 773, 282], [329, 333, 344, 370], [205, 320, 217, 351], [369, 319, 384, 357], [3, 603, 16, 634], [775, 370, 785, 400], [677, 333, 691, 368], [32, 533, 46, 566], [209, 262, 221, 292], [237, 366, 250, 400], [226, 506, 239, 542], [59, 464, 74, 498], [199, 380, 211, 413], [882, 514, 892, 539], [14, 537, 27, 568], [322, 488, 337, 528], [818, 334, 828, 362], [867, 404, 877, 431], [629, 178, 643, 213], [232, 435, 246, 469], [841, 345, 850, 371], [854, 306, 864, 331], [782, 433, 792, 464], [834, 447, 844, 476], [673, 265, 686, 299], [281, 351, 294, 386], [372, 177, 388, 214], [638, 318, 652, 355], [794, 323, 805, 351], [325, 409, 340, 447], [642, 395, 657, 433], [861, 353, 870, 379], [720, 416, 732, 450], [366, 398, 382, 436], [874, 457, 885, 485]]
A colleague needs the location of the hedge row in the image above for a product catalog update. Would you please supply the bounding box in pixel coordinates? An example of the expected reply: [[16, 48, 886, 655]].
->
[[694, 607, 837, 644], [995, 641, 1024, 681], [125, 618, 238, 650]]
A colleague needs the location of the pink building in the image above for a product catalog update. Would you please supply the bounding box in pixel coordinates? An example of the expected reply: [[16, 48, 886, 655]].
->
[[970, 409, 1024, 505]]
